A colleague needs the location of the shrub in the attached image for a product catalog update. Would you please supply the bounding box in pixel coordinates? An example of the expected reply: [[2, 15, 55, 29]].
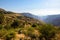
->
[[5, 32, 15, 40], [0, 13, 4, 24], [0, 24, 3, 29], [32, 24, 37, 27], [11, 20, 19, 28], [39, 24, 56, 40], [4, 24, 11, 30], [23, 27, 37, 39], [0, 29, 7, 37]]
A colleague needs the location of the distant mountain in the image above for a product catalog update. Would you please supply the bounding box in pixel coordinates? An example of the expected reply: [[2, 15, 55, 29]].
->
[[21, 13, 60, 26], [41, 14, 60, 26], [21, 13, 40, 20], [21, 13, 46, 21]]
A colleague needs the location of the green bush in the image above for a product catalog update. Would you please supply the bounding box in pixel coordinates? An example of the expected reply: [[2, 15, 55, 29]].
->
[[39, 24, 56, 40], [32, 24, 37, 27], [5, 32, 15, 40], [23, 27, 37, 39], [0, 29, 7, 37], [0, 24, 3, 29], [4, 24, 11, 30], [11, 20, 19, 28], [0, 13, 4, 24]]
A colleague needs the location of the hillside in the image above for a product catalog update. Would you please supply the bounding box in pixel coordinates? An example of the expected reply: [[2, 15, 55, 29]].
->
[[0, 8, 60, 40]]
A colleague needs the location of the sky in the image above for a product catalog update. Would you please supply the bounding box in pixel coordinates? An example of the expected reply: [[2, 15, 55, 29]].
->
[[0, 0, 60, 16]]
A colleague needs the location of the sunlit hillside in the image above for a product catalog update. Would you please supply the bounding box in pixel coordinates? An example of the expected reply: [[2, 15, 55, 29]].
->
[[0, 8, 60, 40]]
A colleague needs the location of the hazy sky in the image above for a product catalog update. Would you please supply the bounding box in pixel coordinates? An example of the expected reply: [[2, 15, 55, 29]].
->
[[0, 0, 60, 16]]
